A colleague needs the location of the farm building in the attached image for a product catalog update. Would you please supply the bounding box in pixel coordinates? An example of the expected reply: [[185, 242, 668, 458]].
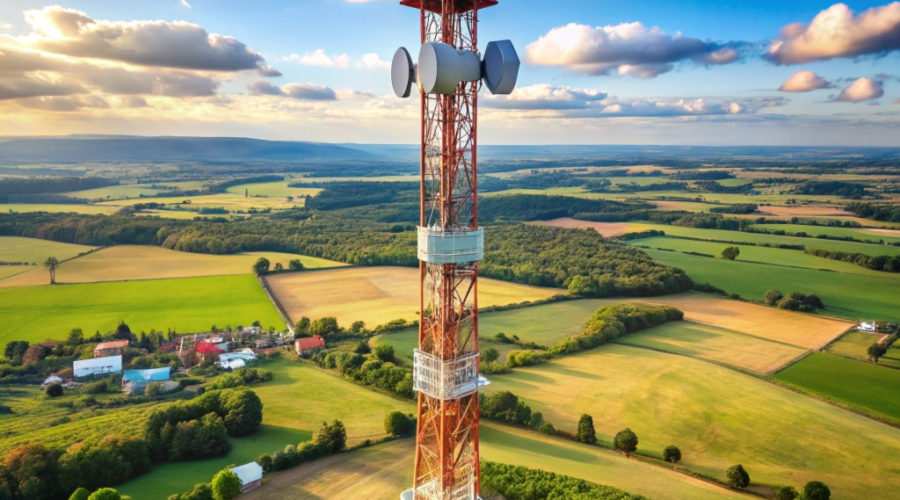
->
[[74, 355, 123, 378], [230, 462, 263, 493], [241, 326, 262, 334], [122, 367, 172, 394], [195, 340, 226, 363], [295, 335, 325, 357], [94, 340, 129, 358], [860, 322, 878, 333], [41, 374, 64, 387], [218, 349, 257, 370]]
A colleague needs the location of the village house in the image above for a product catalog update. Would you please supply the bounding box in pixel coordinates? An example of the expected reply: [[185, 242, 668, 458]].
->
[[94, 339, 129, 358], [195, 340, 226, 363], [295, 335, 325, 357]]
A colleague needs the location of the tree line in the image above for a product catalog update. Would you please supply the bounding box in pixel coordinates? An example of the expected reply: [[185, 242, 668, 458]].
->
[[805, 248, 900, 273]]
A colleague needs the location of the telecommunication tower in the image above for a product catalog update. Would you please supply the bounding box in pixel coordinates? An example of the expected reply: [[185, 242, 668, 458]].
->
[[391, 2, 520, 499]]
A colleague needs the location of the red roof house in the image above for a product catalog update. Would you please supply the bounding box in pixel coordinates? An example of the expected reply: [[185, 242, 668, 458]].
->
[[195, 341, 225, 362], [295, 335, 325, 357], [94, 340, 129, 358]]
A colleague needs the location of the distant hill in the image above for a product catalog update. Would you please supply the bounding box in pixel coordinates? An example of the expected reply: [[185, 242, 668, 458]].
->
[[0, 136, 375, 163]]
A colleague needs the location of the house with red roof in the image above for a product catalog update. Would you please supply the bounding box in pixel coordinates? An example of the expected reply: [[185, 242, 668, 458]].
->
[[94, 340, 129, 358], [195, 340, 225, 363], [295, 335, 325, 357]]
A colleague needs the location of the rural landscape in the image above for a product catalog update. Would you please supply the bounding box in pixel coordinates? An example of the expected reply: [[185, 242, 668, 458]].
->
[[3, 1, 900, 500]]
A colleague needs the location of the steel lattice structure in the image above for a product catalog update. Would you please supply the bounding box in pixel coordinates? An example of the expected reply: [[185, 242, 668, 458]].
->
[[400, 1, 494, 499]]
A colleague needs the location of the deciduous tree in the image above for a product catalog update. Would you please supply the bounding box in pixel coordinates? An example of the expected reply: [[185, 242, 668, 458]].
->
[[726, 464, 750, 489], [663, 445, 681, 463], [803, 481, 831, 500], [721, 247, 740, 260], [868, 342, 888, 363], [210, 469, 241, 500], [774, 485, 799, 500], [373, 343, 395, 363], [614, 428, 638, 457], [483, 348, 499, 363], [252, 258, 270, 276], [576, 414, 597, 445], [44, 257, 59, 284]]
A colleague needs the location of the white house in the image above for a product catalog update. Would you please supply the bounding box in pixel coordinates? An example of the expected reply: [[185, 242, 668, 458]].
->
[[859, 322, 878, 333], [230, 462, 263, 493], [74, 355, 123, 378]]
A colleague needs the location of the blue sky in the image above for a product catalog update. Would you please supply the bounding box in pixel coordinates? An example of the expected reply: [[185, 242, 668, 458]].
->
[[1, 0, 899, 144]]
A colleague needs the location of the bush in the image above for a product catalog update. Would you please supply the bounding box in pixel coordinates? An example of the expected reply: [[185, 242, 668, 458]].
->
[[506, 350, 548, 368], [481, 461, 646, 500], [539, 422, 556, 435], [481, 391, 533, 426], [256, 454, 273, 473], [145, 382, 162, 397], [721, 247, 740, 260], [662, 445, 681, 463], [70, 488, 91, 500], [803, 481, 831, 500], [205, 368, 273, 391], [774, 485, 799, 500], [373, 343, 395, 363], [528, 412, 544, 431], [483, 347, 500, 363], [576, 414, 597, 445], [726, 464, 750, 489], [45, 383, 64, 398], [88, 489, 121, 500], [764, 290, 784, 306], [210, 469, 242, 500], [384, 411, 415, 437], [614, 428, 638, 457], [354, 341, 371, 355], [315, 420, 347, 454], [548, 304, 683, 357]]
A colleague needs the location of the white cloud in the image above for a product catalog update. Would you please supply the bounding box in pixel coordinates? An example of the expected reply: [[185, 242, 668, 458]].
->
[[0, 23, 12, 30], [284, 49, 350, 69], [767, 2, 900, 65], [482, 84, 607, 110], [247, 81, 337, 101], [180, 0, 192, 8], [779, 71, 832, 92], [833, 77, 885, 102], [356, 53, 390, 70], [526, 22, 740, 78]]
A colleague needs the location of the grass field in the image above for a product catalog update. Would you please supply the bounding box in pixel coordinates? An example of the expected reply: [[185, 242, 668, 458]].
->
[[645, 249, 900, 322], [0, 274, 284, 344], [225, 181, 323, 199], [751, 224, 900, 245], [826, 331, 900, 369], [242, 426, 748, 500], [483, 188, 839, 205], [631, 236, 894, 276], [68, 181, 211, 200], [652, 200, 727, 212], [98, 191, 316, 212], [0, 236, 95, 264], [774, 352, 900, 422], [484, 344, 900, 500], [267, 266, 561, 328], [0, 245, 345, 288], [119, 360, 413, 500], [2, 204, 118, 215], [617, 321, 807, 373]]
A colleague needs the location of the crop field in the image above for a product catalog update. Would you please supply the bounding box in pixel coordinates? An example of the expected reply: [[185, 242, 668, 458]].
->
[[225, 181, 323, 199], [645, 249, 900, 322], [120, 360, 412, 500], [530, 218, 636, 237], [68, 181, 211, 200], [484, 344, 900, 500], [483, 187, 840, 205], [652, 200, 727, 212], [617, 321, 807, 373], [267, 266, 560, 327], [0, 274, 284, 344], [98, 192, 313, 212], [2, 203, 118, 215], [826, 331, 900, 369], [751, 224, 900, 244], [630, 236, 893, 276], [0, 236, 95, 264], [291, 175, 420, 183], [0, 245, 345, 288], [775, 352, 900, 422]]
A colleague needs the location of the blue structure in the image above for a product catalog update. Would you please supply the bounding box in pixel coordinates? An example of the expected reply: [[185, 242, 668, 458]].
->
[[122, 367, 171, 392]]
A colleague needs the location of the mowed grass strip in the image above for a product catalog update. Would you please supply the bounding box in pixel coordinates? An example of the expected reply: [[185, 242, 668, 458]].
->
[[484, 344, 900, 500], [645, 249, 900, 322], [267, 266, 560, 327], [119, 360, 412, 500], [0, 245, 346, 288], [617, 321, 806, 373], [0, 274, 284, 344], [775, 352, 900, 422]]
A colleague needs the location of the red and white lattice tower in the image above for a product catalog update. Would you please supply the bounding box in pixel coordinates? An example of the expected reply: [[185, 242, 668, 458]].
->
[[392, 2, 519, 500]]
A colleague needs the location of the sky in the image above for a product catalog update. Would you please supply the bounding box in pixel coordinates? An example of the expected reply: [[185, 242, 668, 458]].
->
[[1, 0, 899, 145]]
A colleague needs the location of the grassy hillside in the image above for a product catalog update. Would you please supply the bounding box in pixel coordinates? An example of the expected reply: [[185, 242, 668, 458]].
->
[[0, 274, 284, 344], [483, 344, 900, 500], [0, 236, 95, 264]]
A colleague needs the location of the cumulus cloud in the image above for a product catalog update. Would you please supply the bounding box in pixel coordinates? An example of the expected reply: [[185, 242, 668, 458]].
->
[[180, 0, 192, 8], [356, 53, 390, 70], [247, 81, 337, 101], [21, 6, 280, 75], [284, 49, 350, 68], [482, 84, 785, 117], [18, 95, 110, 112], [526, 22, 740, 78], [767, 2, 900, 65], [779, 71, 833, 92], [833, 77, 885, 102]]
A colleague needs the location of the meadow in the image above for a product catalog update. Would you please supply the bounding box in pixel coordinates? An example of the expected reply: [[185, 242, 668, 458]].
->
[[0, 245, 345, 288], [826, 331, 900, 369], [482, 187, 840, 205], [225, 181, 323, 199], [267, 266, 560, 327], [119, 360, 413, 500], [0, 236, 95, 264], [483, 344, 900, 500], [774, 352, 900, 422], [0, 274, 284, 344], [751, 223, 900, 244], [3, 203, 118, 215], [68, 181, 211, 200], [645, 248, 900, 322], [97, 191, 316, 212]]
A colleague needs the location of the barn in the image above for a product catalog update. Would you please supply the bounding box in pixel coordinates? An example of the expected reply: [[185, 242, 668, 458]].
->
[[295, 335, 325, 357], [230, 462, 264, 493]]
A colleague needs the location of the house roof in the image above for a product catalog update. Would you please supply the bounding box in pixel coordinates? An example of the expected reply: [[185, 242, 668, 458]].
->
[[95, 340, 129, 350], [195, 341, 225, 354], [296, 335, 325, 350], [230, 462, 263, 485]]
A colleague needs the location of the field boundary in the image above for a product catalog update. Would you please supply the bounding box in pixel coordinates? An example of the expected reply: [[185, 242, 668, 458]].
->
[[259, 275, 294, 334], [765, 376, 900, 430]]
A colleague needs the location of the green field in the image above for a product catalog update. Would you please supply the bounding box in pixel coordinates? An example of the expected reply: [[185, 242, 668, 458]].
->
[[0, 274, 284, 344], [119, 360, 413, 500], [645, 249, 900, 322], [68, 181, 211, 200], [225, 181, 322, 199], [751, 224, 900, 245], [484, 344, 900, 500], [0, 236, 96, 264], [775, 352, 900, 422], [483, 188, 839, 205], [630, 236, 894, 276], [826, 331, 900, 369]]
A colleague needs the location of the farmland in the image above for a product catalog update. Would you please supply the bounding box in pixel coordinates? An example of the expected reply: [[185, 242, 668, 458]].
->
[[0, 245, 345, 288], [826, 331, 900, 369], [97, 190, 318, 212], [483, 344, 900, 500], [3, 203, 119, 215], [0, 274, 284, 344], [0, 236, 96, 263], [751, 223, 900, 244], [482, 187, 840, 205], [267, 266, 560, 327], [225, 181, 323, 199], [774, 352, 900, 422]]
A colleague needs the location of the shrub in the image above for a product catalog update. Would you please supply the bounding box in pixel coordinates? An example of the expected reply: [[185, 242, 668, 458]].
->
[[539, 422, 556, 435], [481, 391, 533, 426], [256, 454, 273, 473], [721, 247, 740, 260], [614, 428, 638, 457], [726, 464, 750, 489], [483, 348, 500, 363], [528, 412, 544, 430], [45, 383, 64, 398], [481, 461, 645, 500], [70, 488, 91, 500], [548, 304, 683, 357], [774, 485, 799, 500], [663, 445, 681, 463], [803, 481, 831, 500], [764, 290, 784, 306], [205, 368, 273, 391], [384, 411, 415, 437], [315, 420, 347, 454], [210, 469, 242, 500], [88, 489, 121, 500], [576, 414, 598, 445], [373, 343, 395, 363], [354, 341, 371, 355], [145, 382, 162, 397]]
